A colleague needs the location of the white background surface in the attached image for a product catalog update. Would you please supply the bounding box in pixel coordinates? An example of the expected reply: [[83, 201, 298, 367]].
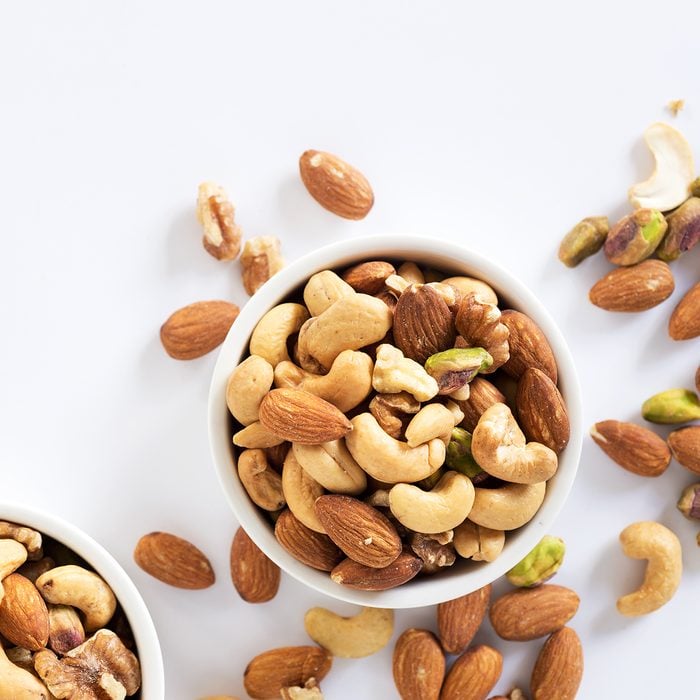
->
[[1, 2, 699, 698]]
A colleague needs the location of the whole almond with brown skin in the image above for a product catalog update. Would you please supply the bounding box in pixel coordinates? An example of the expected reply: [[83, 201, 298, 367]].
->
[[244, 645, 332, 699], [315, 495, 402, 568], [299, 150, 374, 220], [589, 260, 674, 312], [274, 509, 343, 571], [669, 281, 700, 340], [0, 573, 50, 650], [437, 584, 491, 654], [160, 300, 239, 360], [134, 532, 215, 589], [343, 261, 396, 295], [668, 426, 700, 474], [393, 628, 445, 700], [441, 645, 503, 700], [501, 310, 558, 383], [531, 627, 583, 700], [591, 420, 671, 477], [230, 527, 280, 603], [458, 377, 506, 432], [517, 368, 570, 453], [259, 389, 352, 444], [489, 585, 579, 641], [330, 550, 423, 590]]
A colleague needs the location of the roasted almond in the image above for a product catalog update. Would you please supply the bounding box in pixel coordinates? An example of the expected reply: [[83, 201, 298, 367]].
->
[[668, 426, 700, 474], [230, 527, 280, 604], [530, 627, 583, 700], [244, 645, 332, 700], [0, 573, 49, 650], [669, 281, 700, 340], [489, 584, 579, 641], [457, 377, 506, 432], [393, 629, 445, 700], [330, 550, 423, 590], [591, 420, 671, 477], [437, 584, 491, 655], [588, 260, 674, 312], [441, 644, 503, 700], [315, 495, 402, 568], [134, 532, 215, 589], [258, 389, 352, 444], [299, 150, 374, 220], [160, 300, 239, 360], [274, 509, 343, 571], [501, 310, 557, 383], [516, 368, 570, 453], [342, 261, 396, 295]]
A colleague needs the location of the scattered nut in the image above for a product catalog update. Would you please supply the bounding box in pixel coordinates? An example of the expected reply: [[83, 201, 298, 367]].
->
[[530, 627, 583, 700], [437, 585, 491, 655], [677, 484, 700, 520], [669, 281, 700, 340], [604, 208, 667, 266], [589, 260, 675, 312], [230, 527, 280, 603], [281, 678, 324, 699], [657, 197, 700, 261], [196, 181, 242, 261], [558, 216, 609, 267], [506, 535, 565, 587], [441, 645, 503, 700], [240, 236, 285, 295], [642, 388, 700, 424], [392, 628, 445, 700], [668, 425, 700, 473]]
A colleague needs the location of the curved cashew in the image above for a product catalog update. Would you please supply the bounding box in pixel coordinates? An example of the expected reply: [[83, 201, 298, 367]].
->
[[443, 276, 498, 305], [0, 539, 28, 603], [373, 344, 439, 401], [233, 421, 284, 448], [0, 645, 50, 699], [397, 261, 425, 285], [405, 404, 455, 447], [468, 481, 546, 531], [304, 606, 393, 658], [445, 400, 465, 426], [237, 449, 286, 511], [389, 471, 475, 534], [274, 350, 373, 413], [281, 451, 326, 533], [303, 270, 355, 316], [226, 355, 274, 426], [249, 303, 310, 367], [617, 521, 682, 616], [0, 521, 42, 560], [346, 413, 443, 484], [471, 403, 558, 484], [36, 566, 116, 632], [454, 521, 505, 562], [292, 440, 367, 495]]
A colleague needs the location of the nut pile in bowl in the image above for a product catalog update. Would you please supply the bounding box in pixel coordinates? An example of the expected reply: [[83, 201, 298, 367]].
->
[[225, 259, 570, 590]]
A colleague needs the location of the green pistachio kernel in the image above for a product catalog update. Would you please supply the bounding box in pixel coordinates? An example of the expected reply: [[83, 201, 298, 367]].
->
[[642, 388, 700, 424], [558, 216, 609, 268], [425, 348, 493, 394], [445, 427, 483, 479], [416, 467, 445, 491], [604, 209, 667, 266], [506, 535, 565, 587]]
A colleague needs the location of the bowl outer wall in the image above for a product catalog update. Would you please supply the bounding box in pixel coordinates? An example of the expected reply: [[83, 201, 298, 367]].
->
[[208, 234, 583, 608], [0, 500, 165, 699]]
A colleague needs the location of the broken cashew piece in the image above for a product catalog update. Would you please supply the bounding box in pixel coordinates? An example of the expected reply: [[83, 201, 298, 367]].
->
[[0, 521, 42, 560], [226, 355, 274, 426], [373, 344, 439, 402], [454, 521, 505, 562], [0, 539, 28, 603], [233, 421, 285, 449], [282, 451, 326, 533], [303, 270, 355, 316], [471, 403, 558, 484], [237, 449, 286, 511], [249, 303, 310, 367], [468, 481, 546, 531], [0, 645, 50, 699], [405, 403, 455, 447], [617, 521, 682, 616], [292, 441, 367, 495], [304, 606, 394, 658]]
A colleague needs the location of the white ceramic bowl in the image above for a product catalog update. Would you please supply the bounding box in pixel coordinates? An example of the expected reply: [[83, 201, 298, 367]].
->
[[0, 501, 164, 698], [209, 235, 582, 608]]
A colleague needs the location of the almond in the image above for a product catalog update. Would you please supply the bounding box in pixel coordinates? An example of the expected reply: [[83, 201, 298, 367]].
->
[[133, 532, 215, 589], [393, 284, 456, 364], [668, 426, 700, 474], [299, 150, 374, 220], [243, 646, 332, 699], [588, 260, 674, 312], [230, 527, 280, 604], [258, 389, 352, 444], [392, 629, 445, 700], [669, 281, 700, 339], [0, 573, 49, 650], [516, 368, 570, 453], [501, 310, 558, 383], [315, 495, 402, 568], [330, 550, 423, 590], [489, 585, 579, 641], [591, 420, 671, 477], [530, 627, 583, 700], [342, 261, 396, 295], [160, 300, 239, 360], [274, 510, 343, 571], [457, 377, 506, 432], [437, 584, 491, 655], [440, 644, 503, 700]]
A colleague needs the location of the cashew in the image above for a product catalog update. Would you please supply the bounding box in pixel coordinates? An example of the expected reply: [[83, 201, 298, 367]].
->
[[36, 566, 116, 632], [471, 403, 558, 484], [365, 489, 391, 508], [373, 344, 439, 401], [389, 471, 475, 533], [237, 449, 286, 511], [454, 521, 505, 562], [304, 606, 393, 658], [303, 270, 355, 316], [233, 421, 284, 448], [426, 282, 458, 308], [428, 438, 446, 469], [346, 413, 443, 483], [385, 274, 410, 295], [0, 521, 42, 560], [445, 400, 465, 426], [397, 261, 425, 285], [443, 276, 498, 305], [368, 391, 420, 439], [249, 303, 310, 367], [299, 294, 392, 370], [0, 539, 28, 603], [226, 355, 274, 426], [617, 521, 682, 616], [405, 404, 455, 447], [468, 481, 546, 530], [292, 440, 367, 495], [274, 350, 373, 413], [449, 383, 470, 401], [281, 450, 326, 533], [0, 645, 50, 699]]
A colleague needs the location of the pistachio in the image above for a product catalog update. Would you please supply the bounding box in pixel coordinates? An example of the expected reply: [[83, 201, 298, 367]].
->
[[424, 348, 493, 394], [657, 197, 700, 261], [416, 467, 445, 491], [506, 535, 565, 587], [677, 484, 700, 520], [558, 216, 609, 267], [445, 428, 484, 481], [604, 209, 667, 266], [642, 389, 700, 424]]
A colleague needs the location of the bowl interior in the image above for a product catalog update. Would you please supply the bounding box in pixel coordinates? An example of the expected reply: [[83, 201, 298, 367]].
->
[[209, 235, 583, 608]]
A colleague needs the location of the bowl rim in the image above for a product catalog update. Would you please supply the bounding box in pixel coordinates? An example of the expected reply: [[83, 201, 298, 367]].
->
[[208, 234, 583, 608], [0, 500, 165, 698]]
